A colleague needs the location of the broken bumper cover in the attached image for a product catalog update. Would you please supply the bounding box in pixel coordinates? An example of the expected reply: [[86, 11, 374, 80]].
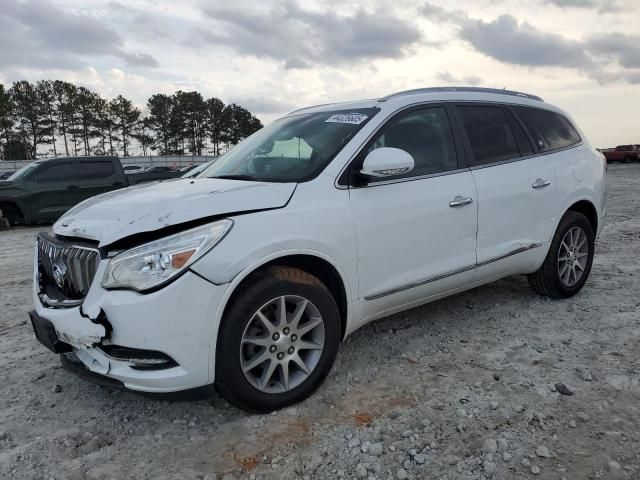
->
[[31, 270, 229, 394]]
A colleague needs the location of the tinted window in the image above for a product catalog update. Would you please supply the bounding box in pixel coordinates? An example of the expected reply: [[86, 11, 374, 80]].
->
[[457, 106, 520, 166], [80, 161, 116, 179], [365, 107, 457, 180], [38, 163, 74, 183], [514, 106, 581, 151], [505, 109, 534, 156]]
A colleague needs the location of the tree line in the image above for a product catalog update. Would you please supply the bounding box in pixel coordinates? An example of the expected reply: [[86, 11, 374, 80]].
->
[[0, 80, 263, 160]]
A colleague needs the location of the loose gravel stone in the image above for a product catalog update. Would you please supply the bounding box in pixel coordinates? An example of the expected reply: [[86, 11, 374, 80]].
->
[[483, 438, 498, 454], [484, 461, 497, 476], [355, 463, 367, 478], [497, 438, 508, 453], [396, 468, 408, 480], [490, 401, 499, 410], [414, 454, 426, 465], [367, 443, 383, 456], [531, 465, 541, 475], [535, 446, 551, 458], [348, 438, 361, 448], [555, 383, 574, 396]]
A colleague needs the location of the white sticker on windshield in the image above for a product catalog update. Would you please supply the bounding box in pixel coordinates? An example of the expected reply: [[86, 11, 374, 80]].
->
[[325, 113, 368, 125]]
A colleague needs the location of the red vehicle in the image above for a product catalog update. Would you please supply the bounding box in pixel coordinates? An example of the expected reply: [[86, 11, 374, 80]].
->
[[603, 144, 640, 163]]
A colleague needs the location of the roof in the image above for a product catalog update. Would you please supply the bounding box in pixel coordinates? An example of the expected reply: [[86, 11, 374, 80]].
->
[[286, 86, 545, 117], [379, 87, 543, 102]]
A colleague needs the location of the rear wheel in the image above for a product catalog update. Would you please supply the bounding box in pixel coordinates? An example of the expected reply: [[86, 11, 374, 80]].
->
[[215, 266, 340, 412], [528, 211, 595, 298]]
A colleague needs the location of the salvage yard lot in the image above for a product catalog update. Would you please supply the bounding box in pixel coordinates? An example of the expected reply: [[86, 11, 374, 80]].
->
[[1, 164, 639, 480]]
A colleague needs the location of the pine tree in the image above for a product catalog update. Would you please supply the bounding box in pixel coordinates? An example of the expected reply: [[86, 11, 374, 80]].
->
[[110, 95, 140, 157], [52, 81, 76, 156], [9, 81, 51, 159], [205, 97, 225, 156], [0, 84, 14, 160], [174, 91, 207, 155]]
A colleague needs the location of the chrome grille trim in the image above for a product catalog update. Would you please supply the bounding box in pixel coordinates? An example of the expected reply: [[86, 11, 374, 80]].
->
[[37, 233, 100, 302]]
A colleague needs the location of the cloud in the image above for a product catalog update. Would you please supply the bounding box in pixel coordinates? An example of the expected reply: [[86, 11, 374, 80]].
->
[[436, 71, 483, 86], [459, 15, 593, 69], [420, 5, 640, 86], [586, 33, 640, 68], [543, 0, 626, 13], [0, 0, 158, 71], [196, 1, 422, 68]]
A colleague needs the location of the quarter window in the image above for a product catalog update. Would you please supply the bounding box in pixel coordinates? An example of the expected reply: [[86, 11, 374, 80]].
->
[[457, 106, 520, 166], [364, 106, 457, 180], [37, 163, 74, 183], [514, 106, 581, 151]]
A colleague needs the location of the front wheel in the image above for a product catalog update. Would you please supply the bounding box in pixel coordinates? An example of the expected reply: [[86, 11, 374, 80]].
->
[[215, 266, 340, 412], [528, 211, 595, 298]]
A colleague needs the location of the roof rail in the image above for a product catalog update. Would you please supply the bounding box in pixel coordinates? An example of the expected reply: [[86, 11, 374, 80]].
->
[[379, 87, 543, 102]]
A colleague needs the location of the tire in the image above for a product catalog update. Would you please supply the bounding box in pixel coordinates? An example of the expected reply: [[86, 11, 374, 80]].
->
[[0, 203, 24, 226], [215, 266, 340, 412], [528, 211, 595, 298]]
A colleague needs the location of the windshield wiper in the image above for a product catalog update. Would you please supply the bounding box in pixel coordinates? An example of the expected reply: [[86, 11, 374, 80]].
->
[[212, 174, 258, 181]]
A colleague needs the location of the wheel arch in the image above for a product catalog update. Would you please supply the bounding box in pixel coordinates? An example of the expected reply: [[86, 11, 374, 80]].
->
[[215, 251, 352, 344], [564, 199, 598, 235], [0, 198, 27, 224]]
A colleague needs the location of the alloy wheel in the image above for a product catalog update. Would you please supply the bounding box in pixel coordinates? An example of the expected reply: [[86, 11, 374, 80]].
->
[[557, 226, 589, 287], [240, 295, 325, 394]]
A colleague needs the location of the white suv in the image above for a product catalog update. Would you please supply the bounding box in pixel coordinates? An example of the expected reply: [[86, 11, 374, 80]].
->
[[30, 87, 606, 412]]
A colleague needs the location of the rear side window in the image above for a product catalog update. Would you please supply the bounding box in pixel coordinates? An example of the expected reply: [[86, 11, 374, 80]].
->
[[365, 106, 458, 180], [79, 161, 116, 179], [457, 106, 520, 166], [514, 106, 581, 151], [37, 163, 74, 183]]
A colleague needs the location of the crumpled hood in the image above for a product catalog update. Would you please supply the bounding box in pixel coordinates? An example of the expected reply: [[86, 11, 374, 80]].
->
[[53, 178, 297, 246]]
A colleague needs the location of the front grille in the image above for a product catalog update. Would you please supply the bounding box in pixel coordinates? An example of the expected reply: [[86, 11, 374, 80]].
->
[[37, 233, 100, 301]]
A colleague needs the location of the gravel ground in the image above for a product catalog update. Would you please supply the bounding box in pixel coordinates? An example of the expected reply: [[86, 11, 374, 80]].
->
[[1, 164, 639, 480]]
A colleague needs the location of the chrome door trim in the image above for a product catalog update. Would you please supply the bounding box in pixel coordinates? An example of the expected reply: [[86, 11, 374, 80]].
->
[[364, 264, 476, 301], [363, 242, 543, 301], [475, 242, 543, 267]]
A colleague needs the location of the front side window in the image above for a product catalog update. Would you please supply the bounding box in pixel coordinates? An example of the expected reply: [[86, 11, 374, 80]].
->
[[514, 106, 581, 151], [201, 108, 378, 182], [457, 105, 520, 166], [362, 106, 457, 181], [37, 163, 74, 183]]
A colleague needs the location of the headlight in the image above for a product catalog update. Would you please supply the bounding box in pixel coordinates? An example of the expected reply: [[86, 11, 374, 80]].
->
[[101, 219, 233, 291]]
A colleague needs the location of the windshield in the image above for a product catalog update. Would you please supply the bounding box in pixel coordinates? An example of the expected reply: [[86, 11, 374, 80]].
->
[[200, 108, 378, 182], [183, 159, 216, 178], [7, 163, 39, 181]]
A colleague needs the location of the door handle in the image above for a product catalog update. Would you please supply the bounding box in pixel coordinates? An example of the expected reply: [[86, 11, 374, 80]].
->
[[532, 178, 551, 189], [449, 196, 473, 207], [66, 184, 78, 190]]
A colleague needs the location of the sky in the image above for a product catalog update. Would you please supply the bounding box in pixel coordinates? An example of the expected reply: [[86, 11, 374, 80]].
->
[[1, 0, 639, 148]]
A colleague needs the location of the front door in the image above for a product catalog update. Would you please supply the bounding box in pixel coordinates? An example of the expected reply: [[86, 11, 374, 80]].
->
[[29, 161, 84, 223], [348, 105, 478, 323]]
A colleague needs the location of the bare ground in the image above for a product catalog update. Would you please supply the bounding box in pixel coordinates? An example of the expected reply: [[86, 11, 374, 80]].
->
[[0, 164, 639, 480]]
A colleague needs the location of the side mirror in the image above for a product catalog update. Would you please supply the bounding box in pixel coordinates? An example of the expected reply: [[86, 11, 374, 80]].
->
[[360, 147, 414, 178]]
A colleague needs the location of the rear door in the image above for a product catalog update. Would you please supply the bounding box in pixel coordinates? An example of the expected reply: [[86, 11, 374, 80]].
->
[[455, 103, 563, 271], [348, 105, 478, 323], [73, 159, 125, 201]]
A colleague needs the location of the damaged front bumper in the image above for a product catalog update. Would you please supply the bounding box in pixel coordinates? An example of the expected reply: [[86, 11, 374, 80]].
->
[[31, 257, 230, 394]]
